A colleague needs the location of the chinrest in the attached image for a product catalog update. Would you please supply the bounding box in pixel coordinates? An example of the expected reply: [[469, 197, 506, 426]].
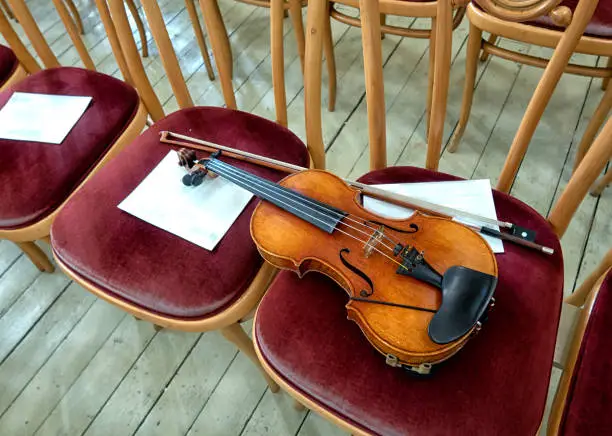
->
[[428, 266, 497, 344]]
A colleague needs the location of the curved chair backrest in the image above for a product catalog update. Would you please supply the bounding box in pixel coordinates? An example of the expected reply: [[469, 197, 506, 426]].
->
[[107, 0, 217, 122], [547, 248, 612, 434], [2, 0, 132, 82], [467, 0, 602, 192], [0, 5, 40, 73], [106, 0, 165, 122], [474, 0, 567, 22], [545, 105, 610, 238]]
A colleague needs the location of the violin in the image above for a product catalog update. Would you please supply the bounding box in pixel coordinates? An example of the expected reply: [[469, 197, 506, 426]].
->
[[185, 152, 498, 374]]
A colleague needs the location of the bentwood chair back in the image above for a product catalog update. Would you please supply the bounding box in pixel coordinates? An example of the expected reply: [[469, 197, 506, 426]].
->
[[547, 249, 612, 435], [304, 0, 466, 170], [194, 0, 314, 126], [48, 0, 311, 394], [251, 76, 612, 436], [304, 0, 599, 175], [448, 0, 601, 192], [0, 12, 27, 91], [0, 1, 146, 272]]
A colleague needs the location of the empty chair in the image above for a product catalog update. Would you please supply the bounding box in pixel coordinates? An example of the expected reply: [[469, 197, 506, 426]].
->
[[49, 0, 311, 395], [0, 1, 146, 272], [449, 0, 605, 191], [547, 249, 612, 435]]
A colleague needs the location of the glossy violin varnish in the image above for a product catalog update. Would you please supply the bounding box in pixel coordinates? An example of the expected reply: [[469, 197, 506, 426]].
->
[[249, 168, 498, 369]]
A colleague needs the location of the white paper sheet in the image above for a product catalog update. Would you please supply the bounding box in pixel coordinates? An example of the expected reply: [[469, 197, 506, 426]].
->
[[0, 92, 92, 144], [118, 152, 254, 251], [363, 179, 504, 253]]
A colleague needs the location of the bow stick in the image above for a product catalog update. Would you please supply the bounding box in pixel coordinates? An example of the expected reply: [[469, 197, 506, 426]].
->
[[159, 131, 554, 255]]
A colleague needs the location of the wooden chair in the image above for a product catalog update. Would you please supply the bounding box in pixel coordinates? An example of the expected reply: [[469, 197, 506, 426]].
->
[[448, 0, 607, 192], [251, 40, 612, 433], [303, 0, 467, 170], [270, 0, 336, 126], [0, 0, 147, 272], [198, 0, 316, 123], [590, 167, 610, 195], [117, 0, 215, 78], [48, 0, 312, 394], [0, 0, 13, 21], [135, 0, 216, 81], [547, 249, 612, 435], [0, 42, 25, 91]]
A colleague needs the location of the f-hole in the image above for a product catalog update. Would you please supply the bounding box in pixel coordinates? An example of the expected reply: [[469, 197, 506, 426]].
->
[[366, 221, 419, 234], [339, 248, 374, 297]]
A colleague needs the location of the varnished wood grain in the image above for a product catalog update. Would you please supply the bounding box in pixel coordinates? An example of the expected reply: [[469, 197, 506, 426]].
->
[[0, 1, 610, 434], [251, 169, 496, 365]]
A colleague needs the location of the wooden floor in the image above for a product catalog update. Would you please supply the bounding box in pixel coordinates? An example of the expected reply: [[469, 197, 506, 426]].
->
[[1, 0, 611, 435]]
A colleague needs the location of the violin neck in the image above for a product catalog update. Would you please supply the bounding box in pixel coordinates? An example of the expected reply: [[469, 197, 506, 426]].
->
[[204, 158, 347, 234]]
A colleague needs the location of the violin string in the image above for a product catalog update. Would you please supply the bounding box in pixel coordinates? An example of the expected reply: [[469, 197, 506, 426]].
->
[[208, 159, 391, 246], [208, 160, 401, 254], [208, 159, 406, 252], [203, 158, 405, 249], [206, 159, 412, 272]]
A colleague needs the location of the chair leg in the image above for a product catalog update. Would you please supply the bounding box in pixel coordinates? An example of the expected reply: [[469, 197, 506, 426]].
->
[[451, 6, 466, 30], [288, 0, 305, 74], [185, 0, 215, 80], [426, 0, 452, 170], [590, 168, 611, 196], [0, 0, 14, 20], [573, 83, 612, 172], [221, 323, 280, 392], [293, 399, 306, 411], [480, 33, 497, 62], [426, 17, 436, 137], [271, 0, 287, 126], [566, 249, 612, 306], [304, 0, 328, 169], [323, 11, 336, 112], [448, 22, 482, 153], [380, 13, 386, 40], [602, 57, 611, 90], [199, 0, 237, 108], [64, 0, 84, 34], [125, 0, 148, 58], [360, 0, 386, 170], [16, 241, 54, 273]]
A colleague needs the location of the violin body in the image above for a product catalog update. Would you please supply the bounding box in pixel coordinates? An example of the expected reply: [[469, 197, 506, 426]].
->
[[250, 169, 498, 369]]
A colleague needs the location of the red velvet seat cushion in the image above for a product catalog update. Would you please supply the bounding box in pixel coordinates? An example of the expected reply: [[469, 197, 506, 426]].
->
[[0, 67, 139, 228], [529, 0, 612, 38], [51, 107, 310, 319], [255, 166, 563, 436], [559, 271, 612, 435], [0, 44, 18, 87]]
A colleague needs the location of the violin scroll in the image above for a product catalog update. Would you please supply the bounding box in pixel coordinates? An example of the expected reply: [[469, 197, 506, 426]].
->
[[177, 148, 197, 169], [178, 149, 221, 186]]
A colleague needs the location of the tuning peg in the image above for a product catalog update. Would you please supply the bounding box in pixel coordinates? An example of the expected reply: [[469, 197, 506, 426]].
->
[[182, 168, 208, 186], [182, 173, 194, 186], [177, 148, 197, 169], [191, 170, 206, 186]]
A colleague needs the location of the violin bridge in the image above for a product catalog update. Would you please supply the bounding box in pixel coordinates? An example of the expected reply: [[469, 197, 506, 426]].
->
[[363, 225, 385, 258]]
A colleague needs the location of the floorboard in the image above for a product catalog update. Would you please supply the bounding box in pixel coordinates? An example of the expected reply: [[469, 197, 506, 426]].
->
[[0, 0, 610, 435]]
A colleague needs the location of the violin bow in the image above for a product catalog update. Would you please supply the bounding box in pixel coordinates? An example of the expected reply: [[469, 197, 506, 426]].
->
[[159, 131, 554, 255]]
